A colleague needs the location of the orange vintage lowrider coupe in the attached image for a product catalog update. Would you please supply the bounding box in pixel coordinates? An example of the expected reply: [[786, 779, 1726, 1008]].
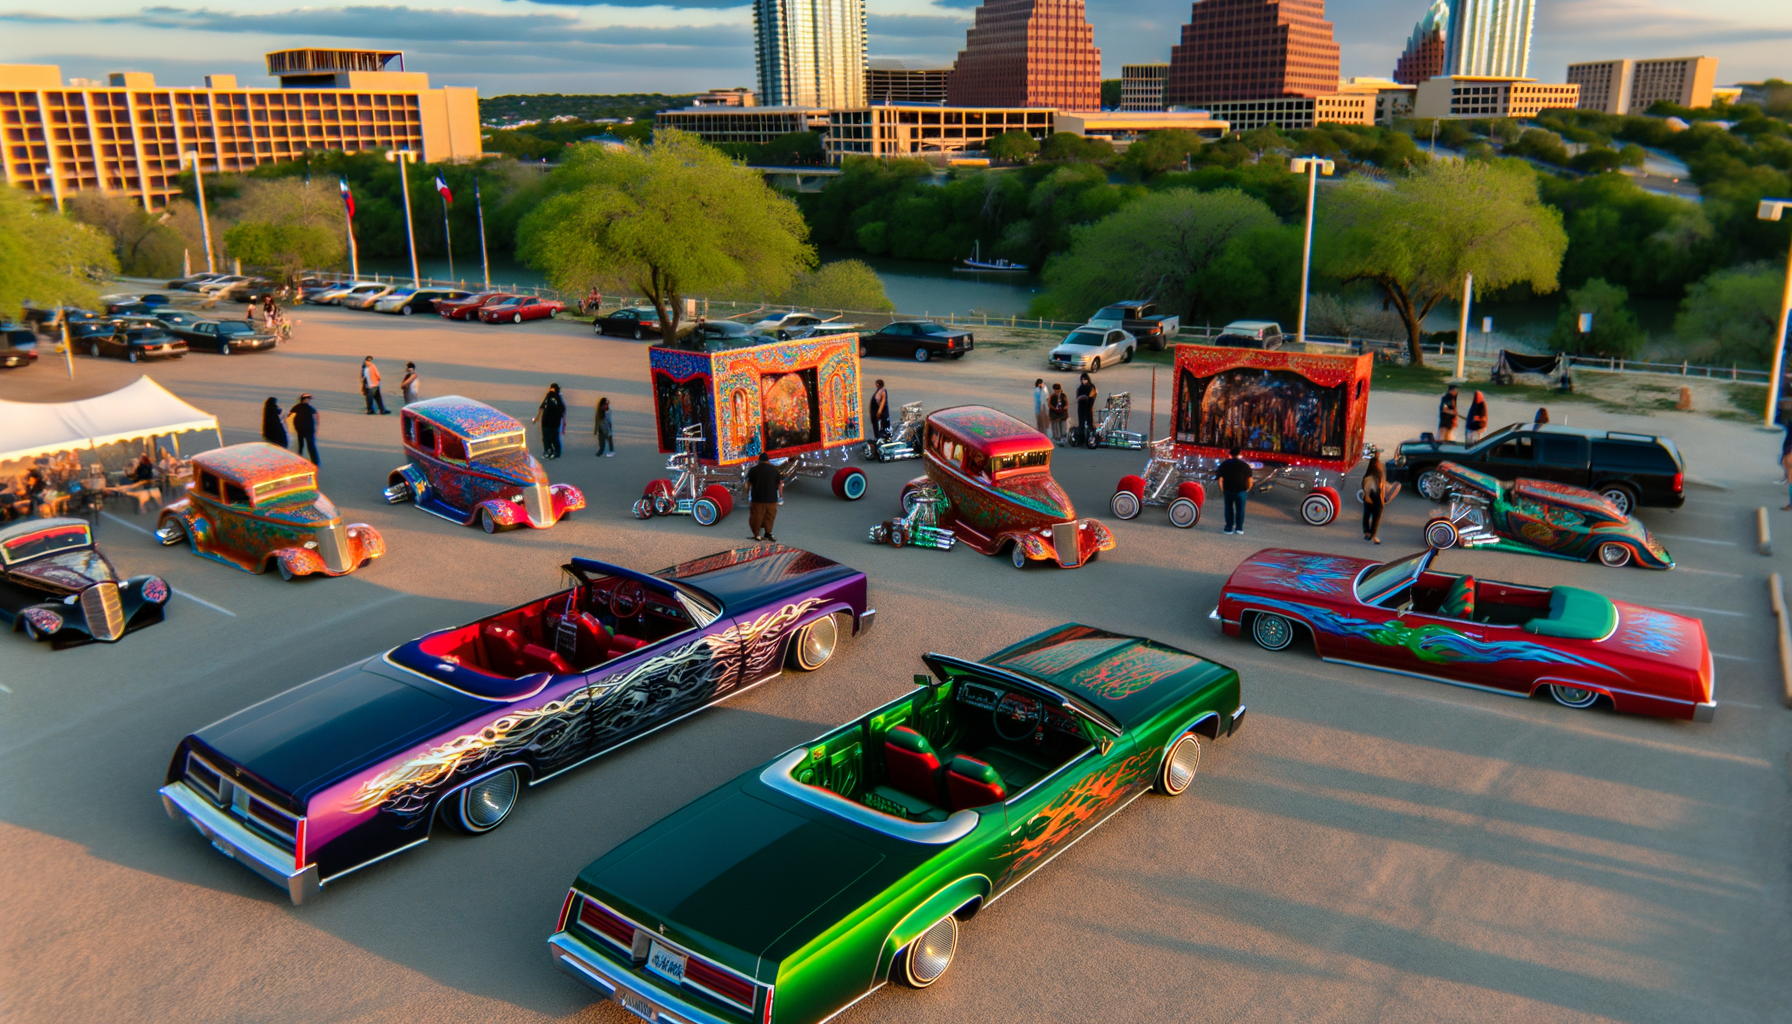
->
[[900, 406, 1114, 569], [156, 443, 385, 579]]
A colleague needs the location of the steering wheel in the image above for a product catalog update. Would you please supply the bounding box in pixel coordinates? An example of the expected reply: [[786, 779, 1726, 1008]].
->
[[993, 692, 1042, 742], [610, 580, 645, 619]]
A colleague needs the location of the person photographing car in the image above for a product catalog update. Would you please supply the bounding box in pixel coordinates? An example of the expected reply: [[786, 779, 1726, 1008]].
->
[[747, 452, 782, 543]]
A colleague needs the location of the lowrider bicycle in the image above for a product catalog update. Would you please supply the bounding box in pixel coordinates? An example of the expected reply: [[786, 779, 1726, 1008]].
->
[[1214, 546, 1714, 720], [548, 624, 1243, 1024], [1, 518, 169, 647], [1421, 461, 1673, 569], [901, 406, 1114, 569], [160, 544, 872, 903], [383, 396, 585, 532], [156, 443, 385, 579]]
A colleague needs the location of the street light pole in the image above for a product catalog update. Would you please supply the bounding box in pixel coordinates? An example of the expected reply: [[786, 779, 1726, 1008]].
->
[[180, 151, 214, 274], [1288, 156, 1334, 348], [1760, 199, 1792, 429], [386, 149, 421, 288], [1454, 272, 1473, 381]]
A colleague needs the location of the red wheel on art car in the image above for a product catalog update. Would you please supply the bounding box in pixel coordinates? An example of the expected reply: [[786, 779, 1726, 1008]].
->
[[1110, 474, 1146, 520], [644, 478, 674, 499], [702, 484, 734, 519], [831, 466, 868, 500], [1176, 481, 1206, 507]]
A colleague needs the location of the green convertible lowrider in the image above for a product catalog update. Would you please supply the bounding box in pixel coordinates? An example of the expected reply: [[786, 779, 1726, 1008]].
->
[[547, 624, 1245, 1024]]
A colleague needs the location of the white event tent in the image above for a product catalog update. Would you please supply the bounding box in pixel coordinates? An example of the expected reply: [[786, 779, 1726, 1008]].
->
[[0, 375, 222, 464]]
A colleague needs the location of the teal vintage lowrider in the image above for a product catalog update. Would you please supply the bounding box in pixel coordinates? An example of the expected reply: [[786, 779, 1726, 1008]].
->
[[1422, 461, 1673, 569], [547, 624, 1245, 1024]]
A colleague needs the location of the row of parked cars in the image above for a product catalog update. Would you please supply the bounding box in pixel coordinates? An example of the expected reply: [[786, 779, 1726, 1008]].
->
[[3, 293, 282, 366], [298, 280, 569, 323]]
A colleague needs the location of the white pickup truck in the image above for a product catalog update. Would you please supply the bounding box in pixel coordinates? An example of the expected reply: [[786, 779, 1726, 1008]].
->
[[1086, 300, 1180, 350]]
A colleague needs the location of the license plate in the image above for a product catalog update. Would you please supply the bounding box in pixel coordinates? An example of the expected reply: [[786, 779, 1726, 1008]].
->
[[617, 987, 656, 1021], [646, 941, 687, 985]]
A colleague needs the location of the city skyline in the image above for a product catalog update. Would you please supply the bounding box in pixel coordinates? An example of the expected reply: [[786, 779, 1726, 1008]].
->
[[3, 0, 1788, 98]]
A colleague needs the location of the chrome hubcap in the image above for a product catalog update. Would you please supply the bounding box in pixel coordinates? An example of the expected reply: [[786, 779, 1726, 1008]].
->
[[1253, 614, 1292, 650], [797, 615, 838, 669], [909, 917, 957, 985], [1165, 735, 1200, 793], [464, 771, 519, 829]]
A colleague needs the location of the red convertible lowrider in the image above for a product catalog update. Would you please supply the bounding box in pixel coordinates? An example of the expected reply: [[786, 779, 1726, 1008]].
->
[[479, 295, 564, 324], [438, 292, 514, 321], [1213, 547, 1714, 721]]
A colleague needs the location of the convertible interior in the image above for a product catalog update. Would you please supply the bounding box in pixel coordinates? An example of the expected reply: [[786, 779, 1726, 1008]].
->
[[416, 569, 708, 679], [792, 670, 1101, 822], [1384, 571, 1618, 641]]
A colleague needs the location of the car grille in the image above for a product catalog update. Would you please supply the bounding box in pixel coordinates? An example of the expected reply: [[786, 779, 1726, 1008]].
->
[[80, 583, 125, 641], [1053, 522, 1081, 567], [183, 750, 299, 853], [524, 482, 549, 526], [315, 523, 350, 573]]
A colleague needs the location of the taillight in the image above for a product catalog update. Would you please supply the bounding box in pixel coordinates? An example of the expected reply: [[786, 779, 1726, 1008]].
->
[[1673, 472, 1683, 493], [556, 889, 577, 932], [762, 985, 774, 1024], [686, 957, 756, 1009], [578, 899, 637, 952], [294, 818, 307, 871]]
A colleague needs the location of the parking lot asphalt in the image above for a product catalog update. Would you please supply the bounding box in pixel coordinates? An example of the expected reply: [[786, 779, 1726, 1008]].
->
[[3, 305, 1791, 1024]]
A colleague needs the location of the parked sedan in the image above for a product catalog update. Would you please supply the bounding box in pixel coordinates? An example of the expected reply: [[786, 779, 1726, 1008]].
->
[[437, 292, 514, 321], [480, 294, 565, 323], [2, 325, 38, 368], [863, 320, 974, 362], [166, 318, 277, 354], [309, 282, 386, 306], [78, 325, 188, 363], [103, 293, 173, 313], [593, 306, 664, 338], [143, 309, 206, 330], [1048, 325, 1135, 372], [341, 285, 399, 310], [374, 287, 473, 315]]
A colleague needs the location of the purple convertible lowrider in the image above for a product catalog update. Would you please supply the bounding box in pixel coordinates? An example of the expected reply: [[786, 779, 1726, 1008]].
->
[[159, 545, 872, 903]]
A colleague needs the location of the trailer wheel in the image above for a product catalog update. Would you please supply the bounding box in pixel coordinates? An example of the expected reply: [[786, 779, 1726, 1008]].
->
[[701, 484, 734, 520], [632, 498, 654, 519], [832, 466, 868, 500], [1168, 497, 1200, 528], [1111, 475, 1146, 520], [1300, 488, 1339, 526], [692, 498, 720, 526]]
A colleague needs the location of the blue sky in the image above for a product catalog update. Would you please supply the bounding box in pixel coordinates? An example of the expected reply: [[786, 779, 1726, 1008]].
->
[[2, 0, 1787, 97]]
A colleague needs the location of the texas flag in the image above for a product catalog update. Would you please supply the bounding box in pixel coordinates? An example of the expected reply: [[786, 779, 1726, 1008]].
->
[[434, 175, 453, 205], [338, 178, 355, 219]]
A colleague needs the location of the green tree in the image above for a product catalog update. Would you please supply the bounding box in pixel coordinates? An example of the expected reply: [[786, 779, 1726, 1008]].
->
[[1032, 188, 1279, 322], [1546, 278, 1643, 356], [0, 185, 117, 321], [1674, 262, 1786, 365], [1100, 79, 1122, 109], [1116, 130, 1212, 177], [783, 259, 893, 312], [64, 193, 185, 276], [1617, 144, 1646, 168], [519, 129, 814, 340], [1039, 132, 1113, 163], [219, 179, 347, 283], [986, 131, 1040, 164], [1320, 160, 1568, 365], [1570, 148, 1622, 173]]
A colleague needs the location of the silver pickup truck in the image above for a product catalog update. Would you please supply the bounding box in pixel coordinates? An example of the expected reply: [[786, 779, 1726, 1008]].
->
[[1087, 300, 1180, 350]]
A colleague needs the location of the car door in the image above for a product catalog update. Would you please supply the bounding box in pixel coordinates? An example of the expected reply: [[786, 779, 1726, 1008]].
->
[[193, 323, 217, 351], [580, 582, 743, 752], [993, 720, 1140, 894], [869, 323, 901, 355], [1534, 434, 1590, 487], [1482, 431, 1538, 480]]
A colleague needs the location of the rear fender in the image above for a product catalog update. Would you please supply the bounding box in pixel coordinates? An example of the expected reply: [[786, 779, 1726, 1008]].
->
[[159, 502, 211, 550], [550, 483, 586, 518], [476, 498, 528, 527], [876, 876, 991, 983]]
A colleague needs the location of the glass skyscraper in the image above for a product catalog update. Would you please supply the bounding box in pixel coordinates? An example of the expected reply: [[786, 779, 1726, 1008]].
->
[[1442, 0, 1534, 78], [753, 0, 867, 108]]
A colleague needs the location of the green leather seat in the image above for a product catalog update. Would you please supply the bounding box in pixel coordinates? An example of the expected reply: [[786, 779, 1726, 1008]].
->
[[1523, 586, 1618, 640], [1439, 575, 1476, 619]]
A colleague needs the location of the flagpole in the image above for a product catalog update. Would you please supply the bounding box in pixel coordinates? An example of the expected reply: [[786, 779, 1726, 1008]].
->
[[345, 202, 359, 280], [474, 175, 490, 291], [441, 191, 453, 282]]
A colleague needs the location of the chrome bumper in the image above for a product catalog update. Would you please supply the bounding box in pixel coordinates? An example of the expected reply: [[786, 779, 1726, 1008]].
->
[[857, 608, 876, 635], [160, 781, 319, 904], [549, 932, 734, 1024], [1693, 701, 1716, 723]]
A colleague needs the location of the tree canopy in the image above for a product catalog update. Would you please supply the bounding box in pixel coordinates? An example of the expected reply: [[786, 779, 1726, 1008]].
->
[[1546, 278, 1644, 357], [782, 259, 893, 312], [220, 179, 347, 284], [1674, 261, 1787, 366], [0, 185, 117, 321], [1320, 160, 1568, 365], [518, 128, 813, 339]]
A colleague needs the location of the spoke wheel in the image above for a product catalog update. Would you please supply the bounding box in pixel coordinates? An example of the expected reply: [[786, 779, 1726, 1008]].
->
[[1156, 734, 1201, 795], [900, 915, 959, 988], [1425, 519, 1459, 549], [1251, 612, 1295, 651], [790, 614, 839, 671], [1549, 683, 1600, 709], [1597, 542, 1632, 568], [450, 768, 521, 833], [1416, 469, 1448, 502], [914, 347, 930, 363], [1599, 486, 1635, 517]]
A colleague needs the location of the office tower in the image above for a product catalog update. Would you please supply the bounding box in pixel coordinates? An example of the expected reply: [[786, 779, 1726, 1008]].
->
[[1164, 0, 1341, 106], [753, 0, 867, 108], [1443, 0, 1534, 78], [1394, 0, 1449, 85], [946, 0, 1102, 112], [1122, 64, 1169, 111], [866, 59, 951, 105], [1628, 57, 1718, 111], [1565, 60, 1632, 114]]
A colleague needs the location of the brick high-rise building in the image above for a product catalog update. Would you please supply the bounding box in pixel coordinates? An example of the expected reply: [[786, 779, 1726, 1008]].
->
[[1393, 0, 1449, 85], [946, 0, 1102, 112], [1165, 0, 1341, 106]]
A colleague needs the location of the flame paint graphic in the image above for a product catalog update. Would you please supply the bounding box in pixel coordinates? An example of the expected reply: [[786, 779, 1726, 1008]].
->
[[1006, 748, 1156, 880], [349, 598, 823, 821]]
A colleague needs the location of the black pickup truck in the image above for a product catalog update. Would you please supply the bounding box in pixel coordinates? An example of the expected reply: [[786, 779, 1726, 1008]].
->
[[1087, 300, 1181, 350], [1388, 423, 1684, 515]]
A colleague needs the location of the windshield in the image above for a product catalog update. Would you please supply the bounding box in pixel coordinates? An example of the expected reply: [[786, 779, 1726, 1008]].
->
[[1094, 306, 1131, 320], [215, 321, 256, 336], [2, 523, 91, 564], [1354, 551, 1431, 605], [1063, 331, 1105, 347], [467, 431, 527, 459], [991, 449, 1052, 476]]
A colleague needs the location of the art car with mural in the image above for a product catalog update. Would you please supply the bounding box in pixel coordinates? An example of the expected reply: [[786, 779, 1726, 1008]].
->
[[1214, 547, 1713, 720], [383, 396, 585, 533], [901, 406, 1114, 568], [636, 336, 868, 525], [548, 624, 1243, 1024], [156, 443, 385, 579], [159, 545, 871, 903], [1420, 462, 1673, 569], [1, 517, 169, 647]]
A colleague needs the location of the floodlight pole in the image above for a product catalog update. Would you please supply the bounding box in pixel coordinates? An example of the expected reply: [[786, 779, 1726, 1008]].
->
[[1454, 272, 1473, 381], [181, 151, 214, 274], [386, 149, 420, 288], [1761, 199, 1792, 429], [1289, 156, 1333, 348]]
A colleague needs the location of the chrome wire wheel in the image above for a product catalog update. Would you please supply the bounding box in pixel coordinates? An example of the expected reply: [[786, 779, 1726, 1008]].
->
[[1010, 542, 1029, 569], [1157, 733, 1201, 795], [1416, 469, 1448, 502], [1425, 519, 1459, 549], [454, 768, 521, 833], [1251, 612, 1295, 651], [1597, 542, 1632, 568], [791, 614, 839, 671], [901, 915, 959, 988], [1549, 684, 1600, 709], [1167, 497, 1200, 528]]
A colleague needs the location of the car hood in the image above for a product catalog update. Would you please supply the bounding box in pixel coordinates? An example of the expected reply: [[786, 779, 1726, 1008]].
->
[[581, 787, 888, 968], [9, 548, 117, 593], [1225, 548, 1374, 601], [468, 448, 546, 487], [190, 657, 477, 802]]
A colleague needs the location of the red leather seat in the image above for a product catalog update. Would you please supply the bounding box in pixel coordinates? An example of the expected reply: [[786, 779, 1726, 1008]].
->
[[521, 642, 573, 676], [945, 755, 1006, 810], [481, 623, 523, 671], [607, 633, 645, 656], [883, 726, 941, 804]]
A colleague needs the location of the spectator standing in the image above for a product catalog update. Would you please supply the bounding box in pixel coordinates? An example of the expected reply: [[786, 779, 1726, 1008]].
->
[[594, 397, 614, 457], [870, 379, 890, 440], [1465, 391, 1488, 443], [1534, 407, 1550, 425], [360, 356, 390, 415], [746, 452, 782, 542], [262, 397, 289, 449], [400, 362, 420, 405], [24, 468, 47, 517], [289, 393, 321, 465], [1033, 379, 1048, 433], [1361, 451, 1398, 544], [1075, 374, 1097, 444], [1437, 384, 1459, 442], [583, 287, 603, 316], [1048, 383, 1069, 443], [1214, 446, 1254, 535], [534, 383, 566, 459]]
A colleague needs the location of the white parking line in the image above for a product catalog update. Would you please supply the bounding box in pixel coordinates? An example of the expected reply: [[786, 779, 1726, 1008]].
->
[[1657, 534, 1739, 546], [1713, 653, 1756, 662], [174, 589, 236, 617], [99, 511, 154, 536], [1674, 567, 1744, 578], [1658, 604, 1749, 617], [0, 682, 11, 694], [1726, 701, 1766, 710]]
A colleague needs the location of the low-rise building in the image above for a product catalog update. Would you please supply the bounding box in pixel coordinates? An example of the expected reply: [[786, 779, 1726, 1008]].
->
[[1056, 109, 1229, 143], [1565, 59, 1632, 114], [1413, 76, 1579, 119], [1, 50, 479, 209], [1339, 77, 1417, 125], [656, 105, 828, 146], [1120, 64, 1168, 112], [1196, 91, 1373, 132], [865, 59, 950, 106], [692, 87, 756, 107], [826, 104, 1053, 160], [1567, 56, 1716, 114]]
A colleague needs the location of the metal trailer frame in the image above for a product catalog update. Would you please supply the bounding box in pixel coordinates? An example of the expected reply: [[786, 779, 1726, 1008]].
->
[[867, 482, 957, 551], [1110, 438, 1367, 529]]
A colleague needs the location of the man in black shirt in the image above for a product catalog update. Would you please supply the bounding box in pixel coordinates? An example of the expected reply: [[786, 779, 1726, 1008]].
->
[[745, 452, 782, 542], [289, 393, 321, 465], [1438, 384, 1459, 442], [1075, 374, 1097, 444], [1214, 446, 1254, 535]]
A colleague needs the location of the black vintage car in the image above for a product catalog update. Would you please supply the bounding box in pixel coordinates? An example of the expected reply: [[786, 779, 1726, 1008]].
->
[[2, 324, 37, 368], [593, 306, 668, 339], [73, 323, 189, 363], [1389, 423, 1686, 515], [165, 318, 277, 354], [862, 320, 974, 362], [1, 518, 169, 647]]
